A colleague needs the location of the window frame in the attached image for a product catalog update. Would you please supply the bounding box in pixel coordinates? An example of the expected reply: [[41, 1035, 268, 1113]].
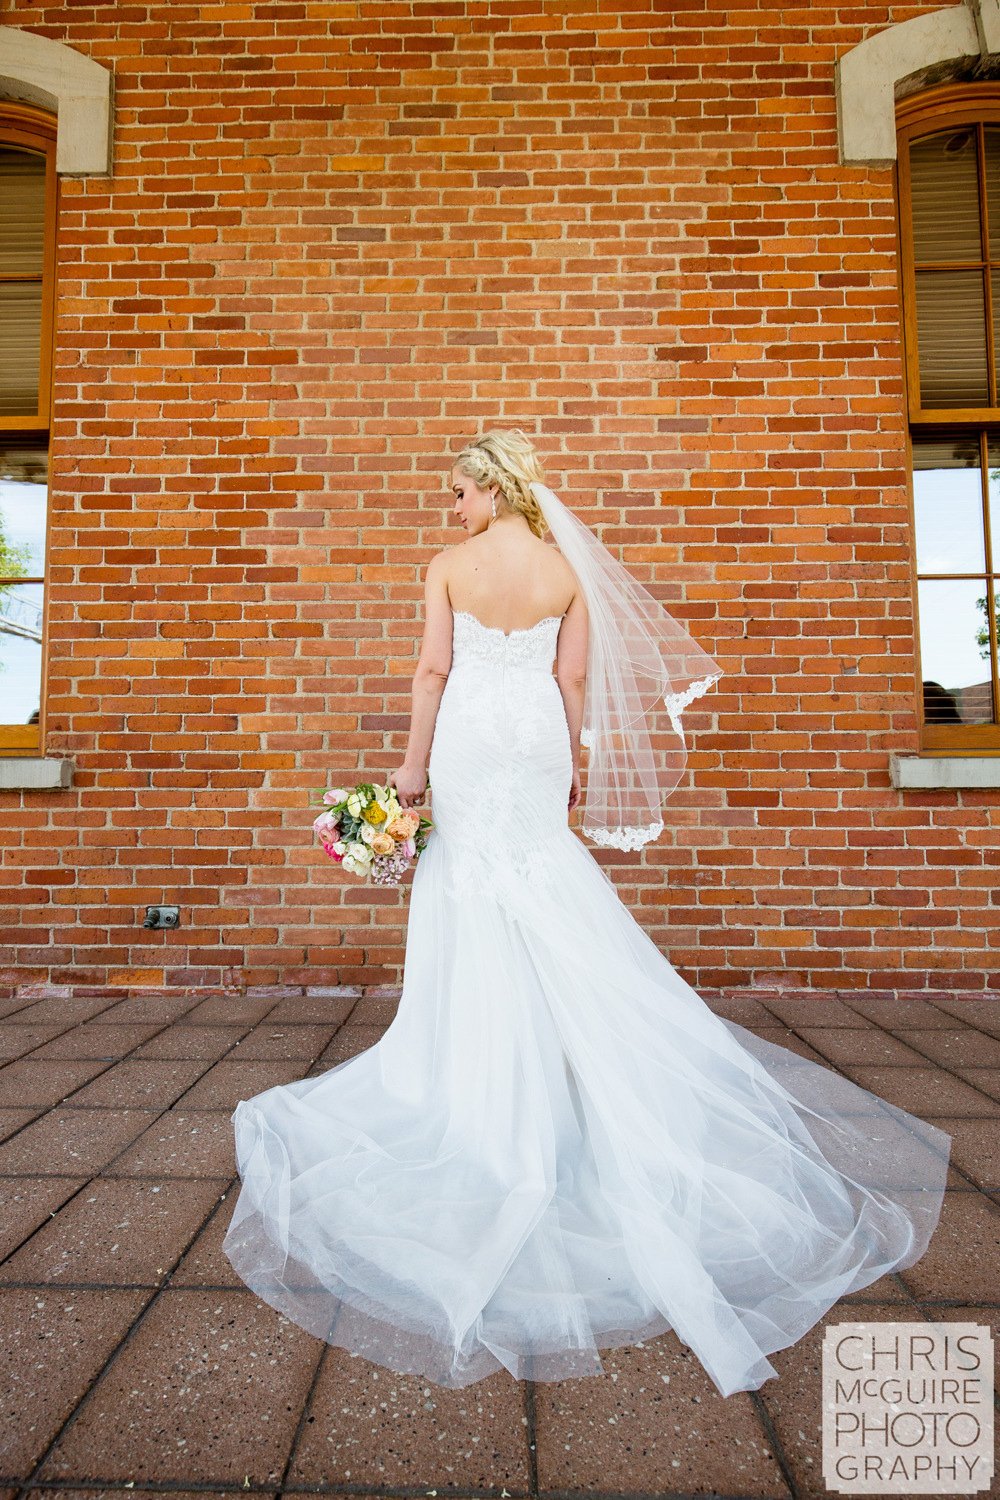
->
[[0, 102, 58, 754], [895, 83, 1000, 753]]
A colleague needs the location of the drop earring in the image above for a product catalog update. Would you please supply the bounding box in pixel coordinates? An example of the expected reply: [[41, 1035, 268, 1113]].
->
[[490, 492, 498, 521]]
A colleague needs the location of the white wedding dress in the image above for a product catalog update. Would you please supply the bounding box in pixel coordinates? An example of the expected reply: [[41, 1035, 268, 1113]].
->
[[223, 606, 952, 1398]]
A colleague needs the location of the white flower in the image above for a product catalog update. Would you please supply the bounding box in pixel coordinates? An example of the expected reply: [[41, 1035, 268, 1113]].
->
[[343, 854, 367, 876], [332, 840, 347, 855], [347, 792, 363, 817], [359, 823, 377, 846], [347, 840, 371, 863]]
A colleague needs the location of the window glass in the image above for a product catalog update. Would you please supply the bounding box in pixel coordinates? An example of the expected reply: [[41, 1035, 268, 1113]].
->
[[917, 578, 997, 724], [0, 445, 46, 727], [911, 433, 986, 574]]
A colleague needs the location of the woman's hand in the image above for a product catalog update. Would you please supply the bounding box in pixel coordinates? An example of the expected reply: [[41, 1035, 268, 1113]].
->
[[568, 764, 582, 813], [389, 762, 429, 810]]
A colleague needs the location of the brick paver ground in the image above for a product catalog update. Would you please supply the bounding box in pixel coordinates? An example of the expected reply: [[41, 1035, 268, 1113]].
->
[[0, 983, 995, 1498]]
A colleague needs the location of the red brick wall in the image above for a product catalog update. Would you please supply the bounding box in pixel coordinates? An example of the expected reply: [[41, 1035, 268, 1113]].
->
[[3, 0, 998, 997]]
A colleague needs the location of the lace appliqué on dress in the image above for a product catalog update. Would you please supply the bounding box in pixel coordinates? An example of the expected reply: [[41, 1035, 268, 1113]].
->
[[443, 757, 561, 922], [441, 611, 565, 920]]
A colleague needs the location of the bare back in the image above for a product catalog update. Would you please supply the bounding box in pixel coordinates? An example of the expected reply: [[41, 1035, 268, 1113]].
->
[[445, 523, 578, 630]]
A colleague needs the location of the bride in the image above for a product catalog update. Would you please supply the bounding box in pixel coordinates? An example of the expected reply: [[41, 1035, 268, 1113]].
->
[[223, 428, 951, 1398]]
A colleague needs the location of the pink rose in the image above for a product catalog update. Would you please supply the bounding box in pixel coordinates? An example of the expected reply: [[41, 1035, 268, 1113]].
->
[[313, 811, 341, 842]]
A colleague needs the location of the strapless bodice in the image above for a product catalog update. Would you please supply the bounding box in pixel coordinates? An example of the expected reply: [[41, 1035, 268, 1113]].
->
[[450, 609, 564, 672]]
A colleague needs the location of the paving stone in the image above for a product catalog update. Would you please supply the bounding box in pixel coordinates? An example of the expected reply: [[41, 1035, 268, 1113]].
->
[[533, 1336, 790, 1495], [264, 994, 359, 1024], [228, 1023, 338, 1062], [0, 1176, 87, 1260], [0, 1109, 159, 1176], [0, 1059, 110, 1109], [182, 994, 282, 1024], [0, 1176, 227, 1287], [925, 998, 1000, 1036], [0, 1287, 148, 1474], [133, 1025, 249, 1061], [757, 996, 865, 1027], [11, 995, 120, 1024], [171, 1189, 243, 1287], [0, 1023, 81, 1060], [347, 993, 400, 1026], [839, 995, 966, 1028], [758, 1303, 938, 1499], [35, 1289, 323, 1486], [897, 1028, 1000, 1069], [953, 1068, 1000, 1103], [928, 1117, 1000, 1191], [286, 1348, 530, 1490], [897, 1189, 1000, 1303], [730, 1026, 829, 1064], [66, 1059, 208, 1110], [0, 994, 40, 1018], [839, 1066, 999, 1119], [106, 1110, 237, 1178], [707, 995, 778, 1026], [0, 1108, 41, 1141], [97, 994, 238, 1024], [177, 1060, 304, 1110], [30, 1491, 274, 1500], [795, 1027, 930, 1066], [28, 1023, 166, 1062], [310, 1025, 385, 1070]]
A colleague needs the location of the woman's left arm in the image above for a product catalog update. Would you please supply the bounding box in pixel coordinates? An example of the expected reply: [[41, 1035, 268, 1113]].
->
[[389, 553, 453, 809]]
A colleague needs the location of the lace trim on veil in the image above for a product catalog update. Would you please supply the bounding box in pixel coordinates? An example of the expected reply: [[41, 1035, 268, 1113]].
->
[[579, 668, 723, 851], [665, 669, 724, 737]]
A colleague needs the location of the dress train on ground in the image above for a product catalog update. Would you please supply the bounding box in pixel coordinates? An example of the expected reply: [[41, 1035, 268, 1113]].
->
[[223, 609, 951, 1396]]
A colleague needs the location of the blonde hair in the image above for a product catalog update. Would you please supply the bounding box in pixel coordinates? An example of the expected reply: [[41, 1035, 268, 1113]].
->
[[452, 427, 549, 539]]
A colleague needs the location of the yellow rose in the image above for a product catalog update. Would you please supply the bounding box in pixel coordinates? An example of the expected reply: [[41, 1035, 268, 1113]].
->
[[363, 801, 387, 826]]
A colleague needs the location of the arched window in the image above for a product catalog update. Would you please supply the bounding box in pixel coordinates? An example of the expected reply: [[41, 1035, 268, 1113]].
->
[[897, 83, 1000, 753], [0, 102, 56, 755]]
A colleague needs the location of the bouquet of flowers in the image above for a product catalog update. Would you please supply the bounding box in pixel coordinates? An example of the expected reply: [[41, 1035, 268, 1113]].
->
[[310, 779, 433, 887]]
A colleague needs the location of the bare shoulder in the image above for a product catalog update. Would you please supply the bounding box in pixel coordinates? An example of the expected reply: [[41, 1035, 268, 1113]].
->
[[547, 542, 583, 604], [424, 544, 466, 602]]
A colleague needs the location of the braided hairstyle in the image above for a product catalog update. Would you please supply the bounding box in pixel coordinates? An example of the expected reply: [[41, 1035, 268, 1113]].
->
[[452, 427, 550, 539]]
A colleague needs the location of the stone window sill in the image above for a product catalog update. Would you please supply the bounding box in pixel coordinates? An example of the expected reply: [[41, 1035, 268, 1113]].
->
[[0, 757, 74, 790], [889, 753, 1000, 790]]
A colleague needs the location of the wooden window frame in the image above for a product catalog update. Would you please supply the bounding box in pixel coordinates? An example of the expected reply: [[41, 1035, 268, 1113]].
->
[[0, 102, 58, 754], [896, 83, 1000, 754]]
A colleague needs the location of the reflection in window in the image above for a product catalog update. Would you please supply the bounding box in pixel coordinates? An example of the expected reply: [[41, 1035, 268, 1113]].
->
[[912, 434, 985, 574], [0, 446, 46, 726], [911, 432, 998, 726], [917, 579, 996, 724]]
